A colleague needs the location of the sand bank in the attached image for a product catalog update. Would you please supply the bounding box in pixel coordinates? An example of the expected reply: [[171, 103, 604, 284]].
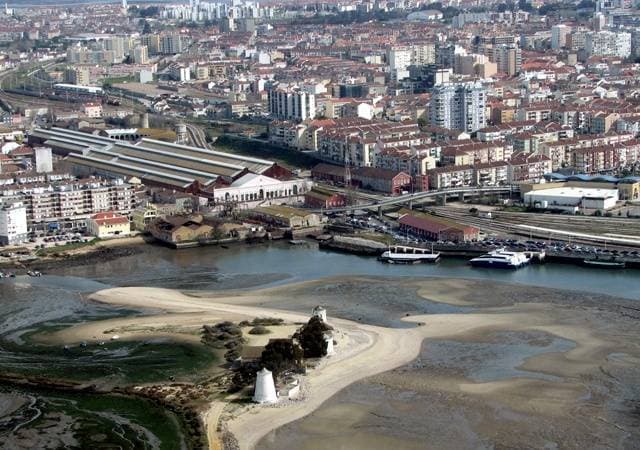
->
[[77, 284, 622, 450]]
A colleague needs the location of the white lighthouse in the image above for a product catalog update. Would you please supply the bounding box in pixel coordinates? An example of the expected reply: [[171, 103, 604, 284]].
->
[[324, 334, 334, 355], [253, 368, 278, 404], [312, 306, 327, 323]]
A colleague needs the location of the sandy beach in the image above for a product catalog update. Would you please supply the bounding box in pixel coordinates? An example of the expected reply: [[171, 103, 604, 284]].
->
[[52, 277, 639, 450]]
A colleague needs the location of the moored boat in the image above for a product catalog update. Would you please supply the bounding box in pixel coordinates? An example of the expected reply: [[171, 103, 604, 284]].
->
[[469, 248, 530, 269], [379, 245, 440, 264], [582, 257, 625, 269]]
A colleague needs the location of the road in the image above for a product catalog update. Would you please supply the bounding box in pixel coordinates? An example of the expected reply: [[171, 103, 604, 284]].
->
[[312, 186, 517, 213]]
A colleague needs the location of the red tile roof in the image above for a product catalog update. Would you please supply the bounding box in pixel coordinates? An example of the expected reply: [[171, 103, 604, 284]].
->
[[91, 212, 129, 226]]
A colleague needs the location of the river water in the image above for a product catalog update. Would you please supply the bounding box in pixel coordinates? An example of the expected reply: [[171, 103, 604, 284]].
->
[[1, 241, 639, 449], [1, 241, 639, 334]]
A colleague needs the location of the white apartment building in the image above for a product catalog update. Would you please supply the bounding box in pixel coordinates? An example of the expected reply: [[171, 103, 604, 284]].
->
[[268, 86, 316, 121], [429, 82, 487, 133], [0, 179, 137, 232], [585, 31, 632, 58], [551, 24, 571, 50], [160, 34, 183, 55], [411, 42, 436, 65], [133, 45, 149, 64], [388, 47, 412, 81], [169, 64, 191, 82], [0, 201, 28, 246]]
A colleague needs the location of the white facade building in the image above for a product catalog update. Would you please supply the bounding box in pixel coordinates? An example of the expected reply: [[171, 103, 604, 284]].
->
[[35, 147, 53, 173], [586, 31, 632, 58], [524, 187, 619, 212], [268, 86, 316, 121], [169, 65, 191, 82], [388, 47, 412, 81], [212, 173, 311, 205], [0, 201, 28, 245], [132, 45, 149, 64], [551, 24, 571, 50], [429, 82, 487, 133]]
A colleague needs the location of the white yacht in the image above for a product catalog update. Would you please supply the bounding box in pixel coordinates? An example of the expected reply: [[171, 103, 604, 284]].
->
[[469, 248, 530, 269], [379, 245, 440, 264]]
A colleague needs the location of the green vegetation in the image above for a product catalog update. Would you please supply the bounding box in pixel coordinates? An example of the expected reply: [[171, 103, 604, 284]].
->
[[35, 238, 101, 256], [58, 393, 186, 449], [294, 316, 333, 358], [1, 384, 187, 450], [201, 321, 245, 362], [248, 317, 285, 326], [248, 325, 271, 335], [102, 75, 135, 88], [215, 135, 319, 170], [357, 232, 395, 245], [2, 328, 218, 384], [260, 339, 304, 379]]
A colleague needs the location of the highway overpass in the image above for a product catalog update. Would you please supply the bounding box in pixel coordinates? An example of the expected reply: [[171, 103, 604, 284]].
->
[[313, 185, 519, 214]]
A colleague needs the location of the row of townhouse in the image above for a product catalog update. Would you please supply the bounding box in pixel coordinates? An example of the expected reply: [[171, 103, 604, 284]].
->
[[316, 119, 425, 167], [440, 140, 513, 166], [572, 140, 640, 173], [539, 132, 636, 170], [375, 143, 441, 177], [0, 178, 139, 232], [426, 153, 552, 189]]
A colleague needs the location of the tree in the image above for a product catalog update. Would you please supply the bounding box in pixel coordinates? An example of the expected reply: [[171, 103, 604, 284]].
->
[[518, 0, 533, 11], [260, 339, 303, 380], [294, 316, 333, 358], [142, 20, 152, 35]]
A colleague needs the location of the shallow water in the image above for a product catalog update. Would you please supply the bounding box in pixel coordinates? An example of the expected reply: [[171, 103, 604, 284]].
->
[[416, 331, 576, 382]]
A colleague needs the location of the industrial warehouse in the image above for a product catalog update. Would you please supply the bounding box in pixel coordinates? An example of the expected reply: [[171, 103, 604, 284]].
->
[[28, 127, 311, 206]]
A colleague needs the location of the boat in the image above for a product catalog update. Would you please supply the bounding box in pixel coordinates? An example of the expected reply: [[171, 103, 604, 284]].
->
[[27, 270, 42, 277], [379, 245, 440, 264], [582, 257, 625, 269], [469, 248, 531, 269]]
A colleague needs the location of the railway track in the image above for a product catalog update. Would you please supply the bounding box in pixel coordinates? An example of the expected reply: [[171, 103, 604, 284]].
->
[[425, 206, 640, 249], [185, 123, 209, 149]]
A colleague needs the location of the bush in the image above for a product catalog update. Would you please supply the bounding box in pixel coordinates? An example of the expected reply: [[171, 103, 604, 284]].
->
[[224, 349, 240, 362], [248, 325, 271, 335], [294, 316, 334, 359], [260, 339, 303, 380], [251, 317, 284, 326]]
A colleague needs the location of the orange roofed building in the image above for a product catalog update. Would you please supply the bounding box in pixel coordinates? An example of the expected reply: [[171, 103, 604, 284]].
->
[[87, 212, 131, 238]]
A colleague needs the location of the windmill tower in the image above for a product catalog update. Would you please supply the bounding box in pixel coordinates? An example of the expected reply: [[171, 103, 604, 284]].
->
[[253, 368, 277, 404]]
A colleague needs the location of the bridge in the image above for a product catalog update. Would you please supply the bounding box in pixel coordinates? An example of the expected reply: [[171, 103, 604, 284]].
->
[[313, 185, 519, 214]]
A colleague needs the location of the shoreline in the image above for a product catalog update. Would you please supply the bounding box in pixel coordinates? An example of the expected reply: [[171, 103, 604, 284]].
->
[[73, 282, 640, 450]]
